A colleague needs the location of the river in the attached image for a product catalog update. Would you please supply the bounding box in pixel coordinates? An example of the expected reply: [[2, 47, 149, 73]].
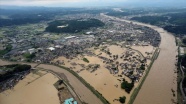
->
[[101, 14, 177, 104], [0, 60, 103, 104]]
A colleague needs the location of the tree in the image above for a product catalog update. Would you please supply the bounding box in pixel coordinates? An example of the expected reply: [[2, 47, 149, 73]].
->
[[182, 38, 186, 45], [140, 64, 145, 70], [24, 53, 36, 59], [0, 64, 31, 82], [119, 96, 126, 103], [83, 58, 89, 63], [121, 81, 134, 93], [0, 44, 12, 56]]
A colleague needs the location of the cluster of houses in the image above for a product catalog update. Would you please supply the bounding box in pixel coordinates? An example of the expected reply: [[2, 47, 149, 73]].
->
[[120, 50, 147, 82], [99, 16, 161, 47], [95, 46, 147, 82], [1, 13, 160, 71], [86, 64, 100, 73]]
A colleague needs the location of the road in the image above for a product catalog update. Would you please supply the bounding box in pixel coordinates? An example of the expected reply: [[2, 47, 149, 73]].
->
[[102, 13, 177, 104]]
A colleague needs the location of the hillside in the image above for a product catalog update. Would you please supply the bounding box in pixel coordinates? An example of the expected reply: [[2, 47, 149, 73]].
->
[[45, 19, 105, 33]]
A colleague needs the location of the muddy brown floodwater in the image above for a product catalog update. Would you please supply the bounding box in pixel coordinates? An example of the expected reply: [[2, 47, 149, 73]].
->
[[0, 61, 103, 104], [102, 14, 177, 104], [0, 73, 60, 104], [133, 27, 177, 104]]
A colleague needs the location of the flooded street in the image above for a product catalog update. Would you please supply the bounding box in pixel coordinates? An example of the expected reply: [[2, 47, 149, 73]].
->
[[102, 14, 177, 104]]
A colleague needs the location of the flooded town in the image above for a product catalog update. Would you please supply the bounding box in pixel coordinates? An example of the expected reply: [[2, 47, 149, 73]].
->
[[0, 2, 186, 104], [0, 11, 162, 103]]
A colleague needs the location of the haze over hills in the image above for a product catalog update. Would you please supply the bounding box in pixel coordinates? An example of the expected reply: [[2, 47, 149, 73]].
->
[[0, 0, 186, 7]]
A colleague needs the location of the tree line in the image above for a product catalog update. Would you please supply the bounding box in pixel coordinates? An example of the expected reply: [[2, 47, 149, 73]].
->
[[0, 64, 31, 82], [131, 12, 186, 37]]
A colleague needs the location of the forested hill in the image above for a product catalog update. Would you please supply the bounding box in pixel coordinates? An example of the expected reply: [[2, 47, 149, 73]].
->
[[45, 19, 105, 33], [0, 8, 54, 27], [0, 7, 109, 27], [131, 12, 186, 36]]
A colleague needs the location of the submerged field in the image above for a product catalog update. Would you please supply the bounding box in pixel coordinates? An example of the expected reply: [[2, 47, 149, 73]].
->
[[0, 71, 60, 104], [53, 43, 155, 104]]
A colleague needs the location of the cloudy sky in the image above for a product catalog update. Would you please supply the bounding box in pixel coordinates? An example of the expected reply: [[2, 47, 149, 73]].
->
[[0, 0, 185, 7]]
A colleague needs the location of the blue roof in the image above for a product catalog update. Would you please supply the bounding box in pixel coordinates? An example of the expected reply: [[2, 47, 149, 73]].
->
[[74, 101, 78, 104], [64, 98, 77, 104]]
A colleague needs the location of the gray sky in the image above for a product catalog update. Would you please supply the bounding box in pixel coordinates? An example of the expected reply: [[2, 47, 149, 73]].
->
[[0, 0, 185, 7]]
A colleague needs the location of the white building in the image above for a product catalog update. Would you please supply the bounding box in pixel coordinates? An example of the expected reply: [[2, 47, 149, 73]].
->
[[28, 48, 35, 54], [47, 47, 55, 51]]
